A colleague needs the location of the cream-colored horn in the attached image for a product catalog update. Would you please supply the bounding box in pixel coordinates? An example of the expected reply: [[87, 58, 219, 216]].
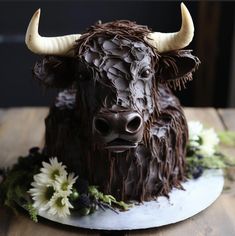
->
[[146, 3, 194, 53], [25, 9, 81, 56]]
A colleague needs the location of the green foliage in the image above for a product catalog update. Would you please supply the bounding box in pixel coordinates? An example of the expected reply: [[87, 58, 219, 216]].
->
[[88, 186, 132, 211], [3, 170, 32, 209], [186, 153, 226, 170], [24, 203, 38, 223], [219, 131, 235, 147], [0, 149, 48, 217]]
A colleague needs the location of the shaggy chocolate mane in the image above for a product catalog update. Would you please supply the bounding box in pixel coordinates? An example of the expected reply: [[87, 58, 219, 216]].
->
[[36, 20, 199, 201], [74, 20, 154, 57], [45, 84, 188, 201]]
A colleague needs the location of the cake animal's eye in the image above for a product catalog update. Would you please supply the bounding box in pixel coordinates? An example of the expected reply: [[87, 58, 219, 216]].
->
[[140, 68, 151, 78]]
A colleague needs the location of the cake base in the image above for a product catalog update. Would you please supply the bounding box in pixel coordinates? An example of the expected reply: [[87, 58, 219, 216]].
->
[[27, 169, 224, 230]]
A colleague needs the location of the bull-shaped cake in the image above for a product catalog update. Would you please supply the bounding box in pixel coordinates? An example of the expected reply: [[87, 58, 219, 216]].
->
[[25, 3, 200, 201]]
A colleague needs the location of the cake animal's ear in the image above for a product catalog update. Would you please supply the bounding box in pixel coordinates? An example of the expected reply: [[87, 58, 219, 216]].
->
[[156, 50, 200, 89], [33, 56, 76, 88]]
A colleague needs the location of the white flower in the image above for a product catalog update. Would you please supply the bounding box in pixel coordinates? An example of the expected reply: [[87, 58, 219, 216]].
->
[[39, 157, 67, 184], [28, 181, 55, 211], [54, 173, 78, 196], [188, 121, 203, 146], [199, 128, 220, 157], [28, 157, 78, 218], [48, 193, 73, 218]]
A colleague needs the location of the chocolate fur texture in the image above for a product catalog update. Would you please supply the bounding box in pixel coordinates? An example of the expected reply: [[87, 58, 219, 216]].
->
[[34, 21, 200, 201]]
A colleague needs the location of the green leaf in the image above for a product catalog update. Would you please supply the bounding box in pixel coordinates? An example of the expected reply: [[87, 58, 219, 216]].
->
[[88, 186, 99, 198], [24, 203, 38, 223], [88, 186, 132, 211], [112, 200, 133, 211]]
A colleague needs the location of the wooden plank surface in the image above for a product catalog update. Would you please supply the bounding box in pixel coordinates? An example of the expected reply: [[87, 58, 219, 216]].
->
[[218, 109, 235, 197], [218, 109, 235, 131], [0, 108, 48, 167], [0, 107, 234, 236]]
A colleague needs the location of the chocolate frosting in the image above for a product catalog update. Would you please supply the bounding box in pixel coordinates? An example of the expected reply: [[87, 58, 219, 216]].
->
[[36, 20, 200, 201], [45, 84, 187, 201], [75, 35, 156, 122], [55, 89, 76, 110]]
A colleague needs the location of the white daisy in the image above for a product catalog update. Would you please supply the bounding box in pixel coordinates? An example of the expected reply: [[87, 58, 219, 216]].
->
[[188, 121, 203, 146], [54, 173, 78, 196], [48, 193, 73, 218], [28, 181, 55, 211], [199, 128, 220, 157], [39, 157, 67, 184], [28, 157, 78, 218]]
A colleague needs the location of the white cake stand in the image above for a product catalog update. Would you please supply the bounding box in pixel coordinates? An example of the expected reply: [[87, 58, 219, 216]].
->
[[37, 169, 224, 230]]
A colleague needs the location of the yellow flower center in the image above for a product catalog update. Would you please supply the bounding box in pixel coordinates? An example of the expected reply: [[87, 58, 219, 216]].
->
[[51, 169, 60, 180], [45, 186, 54, 200], [61, 181, 69, 191], [56, 197, 65, 208]]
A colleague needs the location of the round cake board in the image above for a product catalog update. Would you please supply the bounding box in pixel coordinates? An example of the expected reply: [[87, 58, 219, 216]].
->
[[36, 169, 224, 230]]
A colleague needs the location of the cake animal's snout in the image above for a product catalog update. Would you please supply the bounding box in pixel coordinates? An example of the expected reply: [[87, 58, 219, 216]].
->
[[93, 110, 144, 152]]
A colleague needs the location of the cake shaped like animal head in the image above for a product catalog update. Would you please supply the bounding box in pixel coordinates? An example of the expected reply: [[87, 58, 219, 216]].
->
[[25, 3, 200, 201], [26, 3, 199, 153]]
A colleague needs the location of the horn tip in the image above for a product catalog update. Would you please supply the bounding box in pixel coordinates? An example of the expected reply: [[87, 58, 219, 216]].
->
[[180, 2, 194, 32], [180, 2, 186, 9], [180, 2, 190, 15], [34, 8, 41, 18]]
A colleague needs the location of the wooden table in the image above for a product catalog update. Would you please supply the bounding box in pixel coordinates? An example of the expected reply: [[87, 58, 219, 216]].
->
[[0, 107, 235, 236]]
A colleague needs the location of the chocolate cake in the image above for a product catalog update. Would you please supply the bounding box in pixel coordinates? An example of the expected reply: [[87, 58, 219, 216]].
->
[[25, 3, 199, 201]]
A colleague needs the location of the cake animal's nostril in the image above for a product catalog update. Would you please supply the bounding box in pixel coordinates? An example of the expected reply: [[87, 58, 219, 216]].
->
[[126, 116, 142, 133], [94, 118, 110, 136]]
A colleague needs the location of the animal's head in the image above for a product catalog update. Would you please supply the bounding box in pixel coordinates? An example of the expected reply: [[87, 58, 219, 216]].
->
[[26, 3, 199, 152]]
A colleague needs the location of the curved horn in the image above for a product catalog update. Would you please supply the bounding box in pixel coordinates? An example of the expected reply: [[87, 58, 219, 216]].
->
[[25, 9, 81, 56], [146, 3, 194, 53]]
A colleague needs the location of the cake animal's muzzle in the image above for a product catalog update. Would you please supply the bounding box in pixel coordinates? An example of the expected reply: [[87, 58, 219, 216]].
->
[[93, 110, 144, 152]]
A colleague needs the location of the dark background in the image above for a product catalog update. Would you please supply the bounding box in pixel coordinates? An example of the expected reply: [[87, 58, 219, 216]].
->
[[0, 1, 234, 107]]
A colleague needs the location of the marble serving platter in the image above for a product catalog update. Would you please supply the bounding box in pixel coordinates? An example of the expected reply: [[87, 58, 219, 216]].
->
[[36, 169, 224, 230]]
